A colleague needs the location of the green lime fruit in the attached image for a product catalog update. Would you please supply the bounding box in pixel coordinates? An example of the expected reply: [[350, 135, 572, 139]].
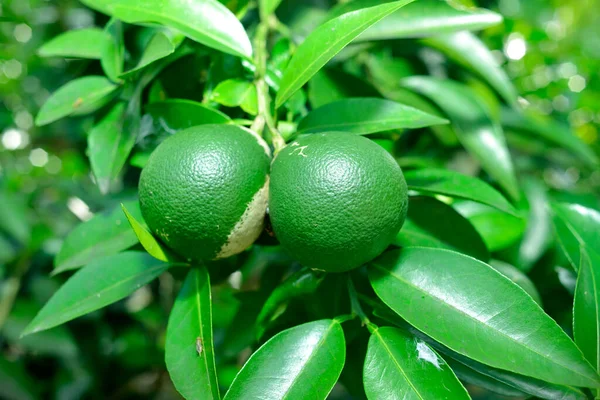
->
[[139, 124, 271, 261], [269, 132, 408, 272]]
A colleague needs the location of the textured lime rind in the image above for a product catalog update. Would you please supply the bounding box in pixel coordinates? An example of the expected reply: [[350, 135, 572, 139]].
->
[[139, 124, 271, 261], [269, 132, 408, 272]]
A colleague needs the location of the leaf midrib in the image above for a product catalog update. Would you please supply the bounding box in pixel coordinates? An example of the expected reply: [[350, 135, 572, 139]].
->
[[194, 270, 219, 399], [372, 262, 596, 384]]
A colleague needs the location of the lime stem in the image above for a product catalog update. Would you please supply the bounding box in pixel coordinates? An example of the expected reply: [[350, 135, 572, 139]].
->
[[251, 13, 286, 154], [347, 276, 377, 333]]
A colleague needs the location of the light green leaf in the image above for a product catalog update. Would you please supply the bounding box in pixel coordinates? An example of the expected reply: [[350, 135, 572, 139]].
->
[[101, 19, 124, 83], [489, 260, 542, 305], [552, 202, 600, 271], [35, 76, 118, 126], [224, 319, 346, 400], [574, 247, 600, 392], [276, 0, 414, 108], [402, 76, 520, 200], [364, 326, 469, 399], [22, 251, 169, 336], [120, 31, 182, 78], [166, 267, 220, 400], [211, 79, 258, 115], [395, 196, 489, 261], [111, 0, 252, 59], [0, 358, 38, 400], [502, 108, 598, 167], [0, 191, 30, 244], [369, 247, 600, 387], [259, 0, 283, 18], [327, 0, 502, 41], [146, 99, 231, 134], [122, 204, 177, 263], [297, 98, 448, 135], [54, 200, 142, 274], [38, 28, 109, 59], [404, 168, 517, 215], [423, 31, 518, 106]]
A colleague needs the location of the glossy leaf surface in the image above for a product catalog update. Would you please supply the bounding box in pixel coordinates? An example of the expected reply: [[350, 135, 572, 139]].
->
[[54, 200, 142, 273], [120, 31, 181, 78], [297, 97, 448, 135], [364, 326, 469, 399], [395, 196, 489, 261], [23, 252, 169, 336], [35, 76, 118, 126], [276, 0, 414, 107], [101, 19, 124, 83], [211, 79, 258, 115], [38, 28, 109, 59], [402, 76, 519, 200], [166, 267, 220, 400], [404, 168, 517, 215], [224, 319, 345, 400], [122, 204, 177, 263], [111, 0, 252, 59], [552, 202, 600, 271], [327, 0, 502, 41], [489, 260, 542, 305], [369, 247, 600, 387]]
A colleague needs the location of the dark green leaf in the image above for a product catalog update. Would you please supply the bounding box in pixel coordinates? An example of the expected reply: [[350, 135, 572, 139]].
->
[[444, 358, 528, 397], [369, 247, 600, 387], [489, 260, 542, 305], [122, 204, 178, 263], [275, 0, 414, 108], [308, 69, 380, 109], [0, 358, 38, 400], [145, 99, 231, 135], [120, 31, 183, 78], [297, 98, 448, 135], [35, 76, 118, 126], [23, 252, 169, 336], [502, 108, 598, 167], [402, 77, 519, 200], [552, 202, 600, 271], [573, 248, 600, 380], [364, 326, 469, 399], [111, 0, 252, 59], [101, 19, 124, 83], [54, 200, 142, 274], [211, 79, 258, 115], [166, 267, 220, 400], [224, 319, 346, 400], [327, 0, 502, 41], [454, 201, 526, 252], [404, 168, 517, 215], [395, 196, 489, 261], [38, 28, 109, 59], [423, 31, 517, 106]]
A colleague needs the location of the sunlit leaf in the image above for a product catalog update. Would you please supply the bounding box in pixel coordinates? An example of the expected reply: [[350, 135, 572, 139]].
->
[[552, 202, 600, 271], [122, 204, 178, 263], [38, 28, 109, 59]]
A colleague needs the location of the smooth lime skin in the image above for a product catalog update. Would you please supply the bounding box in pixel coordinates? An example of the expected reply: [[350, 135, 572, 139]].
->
[[139, 125, 270, 261], [269, 132, 408, 272]]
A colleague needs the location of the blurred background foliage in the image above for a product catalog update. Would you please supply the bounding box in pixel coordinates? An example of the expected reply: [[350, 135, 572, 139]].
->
[[0, 0, 598, 399]]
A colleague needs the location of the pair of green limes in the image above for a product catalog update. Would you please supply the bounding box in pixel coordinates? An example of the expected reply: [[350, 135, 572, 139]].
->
[[139, 125, 408, 272]]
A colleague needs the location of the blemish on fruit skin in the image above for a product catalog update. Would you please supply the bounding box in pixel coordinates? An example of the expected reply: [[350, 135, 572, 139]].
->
[[288, 142, 308, 157]]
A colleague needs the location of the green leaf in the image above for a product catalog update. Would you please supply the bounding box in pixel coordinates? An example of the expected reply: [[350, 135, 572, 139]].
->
[[224, 319, 346, 400], [120, 31, 182, 78], [395, 196, 489, 261], [0, 191, 30, 244], [489, 260, 542, 305], [364, 326, 469, 399], [166, 267, 220, 400], [145, 99, 231, 135], [101, 19, 124, 83], [0, 358, 38, 400], [454, 201, 526, 252], [275, 0, 414, 108], [54, 200, 142, 274], [35, 76, 118, 126], [502, 108, 598, 167], [259, 0, 282, 18], [552, 202, 600, 271], [22, 251, 169, 336], [211, 79, 258, 115], [38, 28, 109, 59], [327, 0, 502, 41], [373, 306, 588, 400], [402, 77, 519, 200], [404, 168, 517, 215], [308, 69, 380, 109], [122, 204, 178, 263], [369, 247, 600, 387], [574, 247, 600, 382], [297, 98, 448, 135], [444, 358, 528, 397], [256, 268, 325, 339], [423, 31, 517, 106], [111, 0, 252, 59]]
